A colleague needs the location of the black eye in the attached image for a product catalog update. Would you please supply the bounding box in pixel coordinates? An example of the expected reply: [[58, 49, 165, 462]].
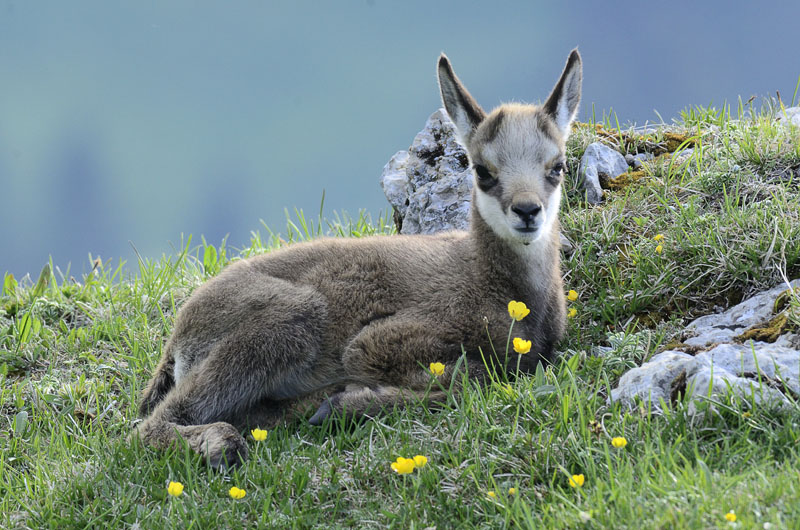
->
[[473, 164, 494, 182], [473, 164, 498, 191], [548, 161, 566, 182]]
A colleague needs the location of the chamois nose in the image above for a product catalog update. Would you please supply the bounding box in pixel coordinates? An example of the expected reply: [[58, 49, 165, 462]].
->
[[511, 202, 542, 223]]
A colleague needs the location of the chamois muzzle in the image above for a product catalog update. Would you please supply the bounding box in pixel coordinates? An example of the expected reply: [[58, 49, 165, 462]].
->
[[511, 200, 543, 232]]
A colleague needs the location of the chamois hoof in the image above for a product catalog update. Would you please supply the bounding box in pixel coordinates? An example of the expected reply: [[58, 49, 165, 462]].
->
[[194, 422, 249, 469], [308, 398, 335, 426]]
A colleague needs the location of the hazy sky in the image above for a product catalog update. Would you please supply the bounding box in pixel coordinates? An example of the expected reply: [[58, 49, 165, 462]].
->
[[2, 1, 799, 278]]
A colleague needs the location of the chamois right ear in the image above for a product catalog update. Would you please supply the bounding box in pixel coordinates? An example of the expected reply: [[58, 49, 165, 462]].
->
[[543, 49, 582, 138], [437, 53, 486, 142]]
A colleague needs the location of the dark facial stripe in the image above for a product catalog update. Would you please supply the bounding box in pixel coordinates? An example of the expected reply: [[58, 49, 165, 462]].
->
[[475, 169, 504, 199], [481, 109, 505, 143], [537, 114, 560, 143]]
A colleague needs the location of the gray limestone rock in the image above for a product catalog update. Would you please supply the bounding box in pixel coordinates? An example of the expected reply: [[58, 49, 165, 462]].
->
[[380, 109, 473, 234], [611, 280, 800, 414], [380, 150, 410, 224], [671, 148, 694, 165], [610, 350, 695, 406], [684, 279, 800, 347], [693, 342, 799, 395], [631, 152, 655, 170], [578, 143, 628, 204]]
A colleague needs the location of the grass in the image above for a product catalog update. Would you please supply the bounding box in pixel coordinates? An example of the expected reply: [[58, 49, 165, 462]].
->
[[2, 101, 800, 528]]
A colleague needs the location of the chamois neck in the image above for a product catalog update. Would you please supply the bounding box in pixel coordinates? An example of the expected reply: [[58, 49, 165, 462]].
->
[[469, 206, 559, 295]]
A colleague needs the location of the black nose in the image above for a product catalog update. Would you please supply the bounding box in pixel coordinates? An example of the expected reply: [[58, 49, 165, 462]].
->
[[511, 202, 542, 223]]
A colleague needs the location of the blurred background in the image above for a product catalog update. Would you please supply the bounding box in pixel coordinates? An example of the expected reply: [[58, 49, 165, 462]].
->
[[2, 1, 799, 279]]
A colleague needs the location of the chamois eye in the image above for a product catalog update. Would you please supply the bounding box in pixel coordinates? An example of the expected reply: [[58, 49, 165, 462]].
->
[[548, 161, 566, 182], [473, 164, 494, 182]]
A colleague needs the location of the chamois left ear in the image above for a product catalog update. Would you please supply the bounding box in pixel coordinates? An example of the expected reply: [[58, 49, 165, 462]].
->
[[438, 53, 486, 142], [543, 49, 582, 137]]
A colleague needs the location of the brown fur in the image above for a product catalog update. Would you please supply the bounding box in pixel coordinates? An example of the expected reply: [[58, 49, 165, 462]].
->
[[134, 50, 582, 468]]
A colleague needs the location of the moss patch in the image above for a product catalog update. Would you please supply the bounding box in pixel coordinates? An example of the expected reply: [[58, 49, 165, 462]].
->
[[735, 312, 791, 343], [605, 169, 648, 190], [661, 132, 696, 154]]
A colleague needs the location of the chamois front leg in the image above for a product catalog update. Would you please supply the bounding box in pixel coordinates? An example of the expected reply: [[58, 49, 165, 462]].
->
[[309, 318, 479, 425]]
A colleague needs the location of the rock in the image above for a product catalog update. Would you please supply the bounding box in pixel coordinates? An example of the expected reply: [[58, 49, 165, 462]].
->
[[631, 152, 654, 170], [684, 280, 800, 347], [671, 148, 694, 165], [578, 143, 628, 204], [611, 280, 800, 413], [380, 151, 410, 226], [685, 342, 799, 414], [610, 350, 695, 406], [776, 106, 800, 128], [380, 109, 473, 234], [693, 342, 799, 396], [625, 153, 635, 165]]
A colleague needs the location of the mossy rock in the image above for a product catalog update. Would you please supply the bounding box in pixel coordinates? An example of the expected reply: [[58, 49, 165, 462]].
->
[[773, 287, 800, 313], [734, 312, 792, 343]]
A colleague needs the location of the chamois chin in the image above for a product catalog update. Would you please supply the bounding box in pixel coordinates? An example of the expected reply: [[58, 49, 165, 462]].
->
[[135, 50, 582, 468]]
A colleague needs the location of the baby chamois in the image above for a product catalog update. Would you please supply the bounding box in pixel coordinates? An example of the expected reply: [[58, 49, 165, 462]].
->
[[135, 50, 582, 467]]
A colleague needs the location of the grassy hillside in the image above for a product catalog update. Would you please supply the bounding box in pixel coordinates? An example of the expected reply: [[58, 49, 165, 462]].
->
[[2, 103, 800, 528]]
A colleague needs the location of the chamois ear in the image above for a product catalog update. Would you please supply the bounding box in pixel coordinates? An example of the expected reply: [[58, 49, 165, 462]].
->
[[438, 53, 486, 142], [543, 49, 582, 137]]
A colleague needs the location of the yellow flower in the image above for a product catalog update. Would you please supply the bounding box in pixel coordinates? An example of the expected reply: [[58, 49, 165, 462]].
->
[[251, 428, 267, 441], [742, 411, 752, 419], [391, 457, 416, 475], [167, 481, 184, 497], [429, 362, 445, 377], [508, 487, 517, 495], [569, 474, 585, 488], [412, 455, 428, 468], [725, 510, 736, 522], [507, 300, 530, 321], [512, 337, 531, 354], [655, 244, 663, 254], [487, 490, 496, 499], [567, 308, 577, 319], [228, 486, 246, 499], [653, 234, 665, 242], [611, 436, 628, 449], [567, 290, 578, 302]]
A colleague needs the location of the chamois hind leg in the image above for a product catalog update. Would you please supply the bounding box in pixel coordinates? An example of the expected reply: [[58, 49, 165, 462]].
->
[[138, 343, 177, 417], [135, 279, 328, 468]]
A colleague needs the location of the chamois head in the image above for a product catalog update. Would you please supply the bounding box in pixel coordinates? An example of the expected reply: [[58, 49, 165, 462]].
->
[[438, 50, 582, 246]]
